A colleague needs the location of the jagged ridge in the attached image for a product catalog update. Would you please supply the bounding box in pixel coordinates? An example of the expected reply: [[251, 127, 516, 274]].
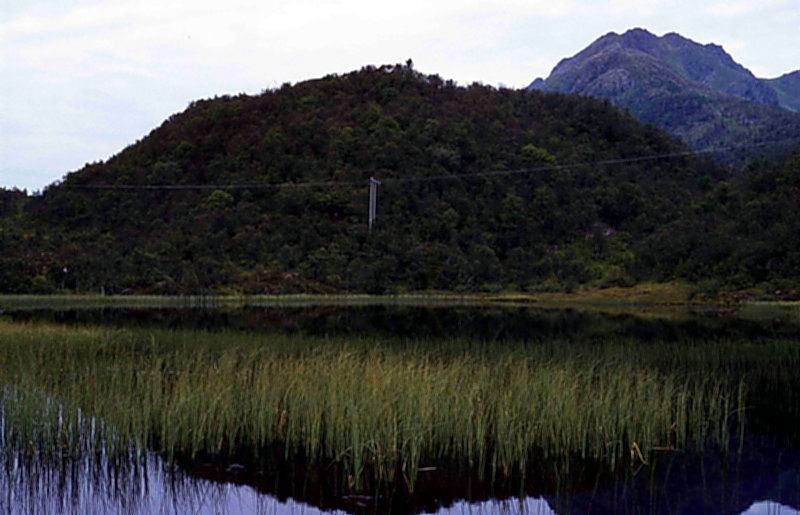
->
[[530, 29, 800, 157]]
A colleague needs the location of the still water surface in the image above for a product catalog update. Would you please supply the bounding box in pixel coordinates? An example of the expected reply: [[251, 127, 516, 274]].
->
[[2, 301, 800, 514]]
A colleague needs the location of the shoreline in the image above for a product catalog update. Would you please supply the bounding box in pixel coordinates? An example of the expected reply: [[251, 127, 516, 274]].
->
[[2, 282, 799, 318]]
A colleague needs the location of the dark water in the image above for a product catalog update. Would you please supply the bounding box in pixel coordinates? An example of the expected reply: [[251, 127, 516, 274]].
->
[[6, 302, 800, 343], [3, 441, 799, 514], [3, 302, 800, 514]]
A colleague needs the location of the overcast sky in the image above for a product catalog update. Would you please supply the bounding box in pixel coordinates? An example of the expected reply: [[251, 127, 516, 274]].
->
[[2, 0, 798, 192]]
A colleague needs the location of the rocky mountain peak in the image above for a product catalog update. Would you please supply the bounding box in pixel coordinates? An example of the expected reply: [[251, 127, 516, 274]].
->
[[527, 29, 800, 154]]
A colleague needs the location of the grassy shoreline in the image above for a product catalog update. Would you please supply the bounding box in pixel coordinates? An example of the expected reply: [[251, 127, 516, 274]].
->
[[1, 319, 775, 493], [3, 282, 800, 320], [0, 288, 735, 308]]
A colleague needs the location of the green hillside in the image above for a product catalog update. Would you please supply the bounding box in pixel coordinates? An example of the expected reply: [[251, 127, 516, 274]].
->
[[640, 152, 800, 293], [1, 63, 721, 295], [3, 63, 800, 296]]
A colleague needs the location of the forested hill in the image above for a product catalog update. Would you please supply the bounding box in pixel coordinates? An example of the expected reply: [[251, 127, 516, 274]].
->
[[1, 63, 796, 295]]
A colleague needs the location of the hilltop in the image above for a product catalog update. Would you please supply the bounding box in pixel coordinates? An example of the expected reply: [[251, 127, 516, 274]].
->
[[2, 63, 800, 297], [0, 63, 717, 294], [529, 29, 800, 159]]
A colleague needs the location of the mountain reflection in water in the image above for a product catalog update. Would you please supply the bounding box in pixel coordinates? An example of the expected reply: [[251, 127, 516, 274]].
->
[[3, 434, 799, 514]]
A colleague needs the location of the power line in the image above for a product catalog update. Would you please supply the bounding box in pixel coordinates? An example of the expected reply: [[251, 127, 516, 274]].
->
[[66, 179, 364, 191], [63, 136, 800, 191], [388, 136, 800, 184]]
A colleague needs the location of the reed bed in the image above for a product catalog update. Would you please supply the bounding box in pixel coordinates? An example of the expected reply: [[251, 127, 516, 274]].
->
[[0, 319, 783, 490], [0, 293, 475, 313]]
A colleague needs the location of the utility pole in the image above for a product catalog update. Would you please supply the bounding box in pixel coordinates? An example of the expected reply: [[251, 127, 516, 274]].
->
[[368, 177, 381, 233]]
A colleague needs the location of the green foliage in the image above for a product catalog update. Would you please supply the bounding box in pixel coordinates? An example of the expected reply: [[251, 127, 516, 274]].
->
[[520, 144, 556, 164], [0, 320, 762, 491], [636, 152, 800, 292], [0, 65, 798, 295], [204, 189, 234, 210]]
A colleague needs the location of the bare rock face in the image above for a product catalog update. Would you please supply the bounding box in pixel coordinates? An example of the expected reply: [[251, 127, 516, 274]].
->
[[586, 68, 635, 97], [528, 77, 545, 90], [767, 70, 800, 112], [528, 28, 800, 155], [538, 28, 781, 107]]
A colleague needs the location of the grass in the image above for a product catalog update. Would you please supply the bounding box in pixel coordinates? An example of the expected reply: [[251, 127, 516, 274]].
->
[[484, 281, 694, 305], [0, 282, 735, 312], [2, 318, 793, 494]]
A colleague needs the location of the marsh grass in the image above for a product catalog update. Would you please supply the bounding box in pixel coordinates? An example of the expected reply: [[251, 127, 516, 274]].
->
[[0, 294, 475, 313], [1, 319, 790, 491]]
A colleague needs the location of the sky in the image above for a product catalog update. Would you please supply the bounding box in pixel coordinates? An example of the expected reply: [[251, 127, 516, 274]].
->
[[1, 0, 798, 192]]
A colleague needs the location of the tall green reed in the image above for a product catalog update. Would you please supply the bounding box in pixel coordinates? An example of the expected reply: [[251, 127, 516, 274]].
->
[[0, 320, 779, 490]]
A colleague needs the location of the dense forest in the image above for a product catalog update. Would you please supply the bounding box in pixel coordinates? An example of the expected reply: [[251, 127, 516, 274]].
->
[[1, 63, 798, 295]]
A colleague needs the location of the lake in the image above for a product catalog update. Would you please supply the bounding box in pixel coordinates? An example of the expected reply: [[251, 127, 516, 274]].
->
[[1, 298, 800, 514]]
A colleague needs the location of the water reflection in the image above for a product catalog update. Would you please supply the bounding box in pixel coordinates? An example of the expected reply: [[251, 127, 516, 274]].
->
[[1, 450, 346, 515], [6, 303, 800, 343], [743, 502, 800, 514], [3, 302, 800, 513], [176, 436, 800, 514], [1, 449, 555, 514], [3, 438, 800, 514]]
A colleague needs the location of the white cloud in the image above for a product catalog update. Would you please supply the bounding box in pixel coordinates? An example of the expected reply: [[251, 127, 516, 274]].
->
[[704, 0, 793, 17], [1, 0, 798, 190]]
